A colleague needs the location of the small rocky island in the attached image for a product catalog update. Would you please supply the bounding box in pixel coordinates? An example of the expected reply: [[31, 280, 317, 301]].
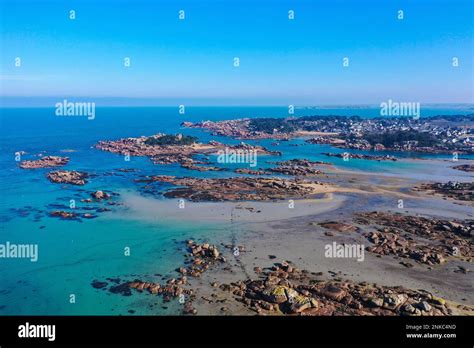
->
[[268, 159, 330, 176], [20, 156, 69, 169], [47, 170, 89, 185]]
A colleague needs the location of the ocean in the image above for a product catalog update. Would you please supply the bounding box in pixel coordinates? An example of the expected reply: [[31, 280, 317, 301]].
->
[[0, 106, 472, 315]]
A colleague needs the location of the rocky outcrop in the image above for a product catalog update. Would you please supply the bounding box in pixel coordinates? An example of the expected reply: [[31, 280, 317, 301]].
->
[[220, 261, 470, 316], [452, 164, 474, 172], [49, 210, 79, 219], [91, 190, 111, 200], [235, 168, 270, 175], [47, 170, 89, 185], [356, 212, 473, 264], [20, 156, 69, 169], [268, 159, 328, 176], [136, 175, 330, 202], [92, 240, 226, 315], [414, 181, 473, 202], [49, 210, 97, 220], [180, 163, 225, 172], [323, 152, 397, 161]]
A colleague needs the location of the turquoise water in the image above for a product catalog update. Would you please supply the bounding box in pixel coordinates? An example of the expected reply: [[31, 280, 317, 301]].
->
[[0, 106, 472, 315]]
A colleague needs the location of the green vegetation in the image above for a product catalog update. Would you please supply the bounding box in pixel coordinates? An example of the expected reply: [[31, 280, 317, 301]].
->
[[364, 130, 438, 147], [144, 134, 198, 146], [249, 118, 295, 134]]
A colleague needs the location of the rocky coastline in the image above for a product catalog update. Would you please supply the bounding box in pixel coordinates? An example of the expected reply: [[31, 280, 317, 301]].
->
[[93, 239, 473, 316]]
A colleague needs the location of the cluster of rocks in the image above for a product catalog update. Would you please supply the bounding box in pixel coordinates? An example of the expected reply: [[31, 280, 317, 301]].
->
[[322, 152, 397, 161], [90, 190, 111, 200], [180, 163, 225, 172], [19, 156, 69, 169], [94, 277, 197, 314], [234, 168, 270, 175], [151, 153, 198, 165], [452, 164, 474, 172], [49, 210, 96, 220], [220, 262, 466, 315], [365, 231, 447, 265], [415, 181, 473, 202], [180, 240, 227, 277], [137, 175, 329, 202], [46, 170, 89, 185], [92, 241, 227, 315], [47, 190, 118, 221], [356, 212, 473, 264], [268, 159, 328, 176]]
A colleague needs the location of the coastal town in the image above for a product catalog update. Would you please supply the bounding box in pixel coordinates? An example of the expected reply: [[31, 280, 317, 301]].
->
[[183, 114, 474, 154]]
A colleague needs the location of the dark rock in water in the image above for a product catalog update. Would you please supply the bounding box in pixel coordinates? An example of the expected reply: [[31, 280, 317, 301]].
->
[[109, 283, 132, 296], [128, 309, 135, 314], [39, 226, 46, 229], [49, 210, 79, 220], [91, 280, 108, 289], [91, 190, 111, 200]]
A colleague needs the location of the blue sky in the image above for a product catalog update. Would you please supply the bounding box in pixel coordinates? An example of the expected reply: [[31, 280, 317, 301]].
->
[[0, 0, 472, 105]]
